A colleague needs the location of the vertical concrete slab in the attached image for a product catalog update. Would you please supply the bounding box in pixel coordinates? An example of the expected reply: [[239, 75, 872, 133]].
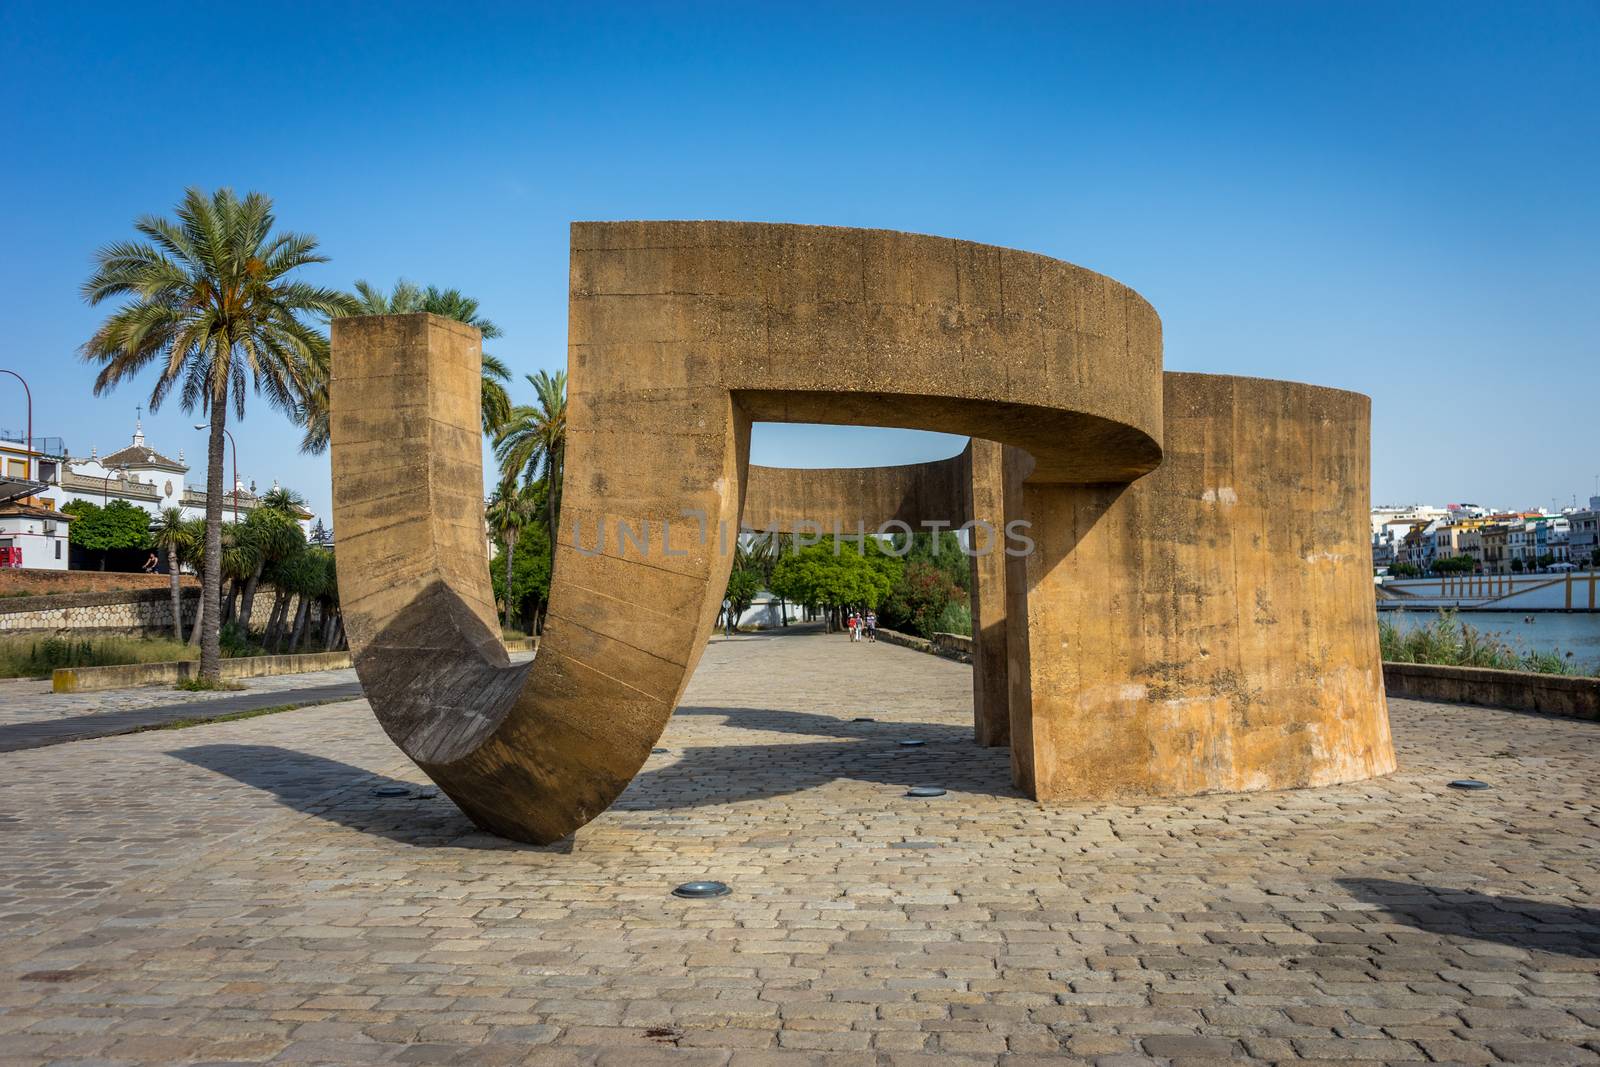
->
[[1006, 373, 1394, 801]]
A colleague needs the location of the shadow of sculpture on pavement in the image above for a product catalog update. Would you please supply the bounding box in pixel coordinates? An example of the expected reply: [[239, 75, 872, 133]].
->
[[168, 744, 570, 852], [1339, 877, 1600, 959]]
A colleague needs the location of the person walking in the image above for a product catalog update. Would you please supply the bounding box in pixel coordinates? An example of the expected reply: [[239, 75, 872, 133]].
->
[[722, 597, 734, 637], [865, 610, 877, 642], [847, 611, 859, 642]]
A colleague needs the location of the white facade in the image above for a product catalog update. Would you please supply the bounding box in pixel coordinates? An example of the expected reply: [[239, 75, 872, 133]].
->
[[0, 505, 71, 570], [1569, 499, 1600, 568], [1369, 505, 1448, 538], [43, 421, 316, 535]]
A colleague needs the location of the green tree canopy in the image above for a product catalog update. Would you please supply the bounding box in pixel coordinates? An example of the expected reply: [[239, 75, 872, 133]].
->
[[724, 565, 763, 623], [61, 500, 154, 551], [882, 558, 967, 637], [490, 523, 552, 631], [769, 539, 901, 612]]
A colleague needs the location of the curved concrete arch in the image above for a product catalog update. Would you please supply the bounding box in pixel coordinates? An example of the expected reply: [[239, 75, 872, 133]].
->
[[332, 222, 1165, 843], [331, 222, 1392, 846], [742, 452, 972, 535]]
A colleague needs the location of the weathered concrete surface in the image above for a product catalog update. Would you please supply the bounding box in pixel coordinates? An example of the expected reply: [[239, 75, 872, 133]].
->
[[332, 223, 1391, 844], [966, 438, 1010, 748], [333, 223, 1168, 844], [742, 454, 968, 535], [1385, 661, 1600, 719], [1005, 373, 1394, 801]]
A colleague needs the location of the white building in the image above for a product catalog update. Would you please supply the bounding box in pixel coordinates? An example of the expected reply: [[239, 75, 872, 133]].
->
[[47, 421, 315, 535], [1369, 505, 1448, 539], [1569, 498, 1600, 569], [0, 502, 72, 570]]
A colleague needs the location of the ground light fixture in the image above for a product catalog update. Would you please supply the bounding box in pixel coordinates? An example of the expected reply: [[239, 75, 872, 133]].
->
[[371, 785, 410, 798], [672, 881, 731, 899], [852, 717, 875, 723], [898, 739, 926, 747], [651, 748, 670, 754], [1448, 779, 1491, 790], [906, 787, 946, 798]]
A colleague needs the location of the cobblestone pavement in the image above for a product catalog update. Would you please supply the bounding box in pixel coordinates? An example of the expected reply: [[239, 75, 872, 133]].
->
[[0, 654, 535, 749], [0, 629, 1596, 1066], [0, 667, 365, 727]]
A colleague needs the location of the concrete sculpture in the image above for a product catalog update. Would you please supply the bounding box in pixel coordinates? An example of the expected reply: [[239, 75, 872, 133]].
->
[[331, 222, 1393, 844]]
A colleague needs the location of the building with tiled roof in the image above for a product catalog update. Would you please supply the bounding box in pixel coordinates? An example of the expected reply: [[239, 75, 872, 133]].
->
[[37, 419, 318, 538]]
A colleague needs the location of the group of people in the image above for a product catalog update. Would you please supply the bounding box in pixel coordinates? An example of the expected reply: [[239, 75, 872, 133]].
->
[[846, 610, 877, 643]]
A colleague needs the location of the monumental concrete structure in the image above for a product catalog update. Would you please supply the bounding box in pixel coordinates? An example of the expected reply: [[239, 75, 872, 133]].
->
[[330, 222, 1393, 844]]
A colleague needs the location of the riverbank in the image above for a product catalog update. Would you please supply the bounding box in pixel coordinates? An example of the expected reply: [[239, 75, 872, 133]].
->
[[1381, 609, 1600, 674]]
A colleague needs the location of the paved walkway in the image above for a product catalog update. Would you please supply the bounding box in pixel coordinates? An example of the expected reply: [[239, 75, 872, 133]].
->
[[0, 653, 533, 752], [0, 630, 1596, 1065]]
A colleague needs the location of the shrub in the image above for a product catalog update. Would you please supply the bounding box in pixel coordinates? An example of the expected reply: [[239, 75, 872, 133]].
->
[[1378, 611, 1591, 676]]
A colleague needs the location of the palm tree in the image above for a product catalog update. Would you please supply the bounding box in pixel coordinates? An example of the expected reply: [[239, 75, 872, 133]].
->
[[179, 516, 208, 645], [419, 286, 501, 338], [81, 187, 351, 683], [237, 506, 305, 633], [350, 278, 423, 315], [148, 508, 190, 640], [260, 485, 306, 514], [300, 280, 513, 452], [493, 370, 567, 567], [485, 482, 537, 630]]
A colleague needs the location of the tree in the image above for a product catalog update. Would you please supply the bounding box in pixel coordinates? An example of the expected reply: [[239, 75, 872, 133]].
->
[[81, 187, 351, 683], [298, 279, 513, 451], [60, 500, 153, 552], [179, 517, 208, 644], [148, 507, 191, 639], [724, 565, 763, 629], [882, 559, 966, 638], [490, 522, 553, 636], [493, 370, 567, 569], [485, 482, 538, 630], [768, 539, 901, 630], [236, 506, 306, 633], [1511, 557, 1525, 573], [1389, 562, 1422, 578]]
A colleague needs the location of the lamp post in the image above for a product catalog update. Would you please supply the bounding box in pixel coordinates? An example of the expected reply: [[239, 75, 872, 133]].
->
[[194, 423, 239, 523], [0, 369, 32, 481], [101, 465, 127, 505]]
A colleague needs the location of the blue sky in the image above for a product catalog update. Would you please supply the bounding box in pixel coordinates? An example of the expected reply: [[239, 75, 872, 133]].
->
[[2, 2, 1596, 522]]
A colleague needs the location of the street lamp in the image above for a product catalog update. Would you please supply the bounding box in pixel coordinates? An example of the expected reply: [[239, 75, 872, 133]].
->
[[0, 369, 32, 481], [193, 423, 240, 523], [101, 464, 127, 505]]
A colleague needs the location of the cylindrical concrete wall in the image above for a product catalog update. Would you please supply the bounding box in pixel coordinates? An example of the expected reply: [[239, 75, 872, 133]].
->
[[1006, 373, 1394, 800]]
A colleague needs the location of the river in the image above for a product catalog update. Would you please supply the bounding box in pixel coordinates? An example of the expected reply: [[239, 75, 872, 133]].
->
[[1381, 610, 1600, 672]]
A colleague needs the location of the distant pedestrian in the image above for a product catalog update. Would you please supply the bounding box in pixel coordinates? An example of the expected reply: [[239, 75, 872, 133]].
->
[[847, 612, 859, 642], [141, 552, 159, 573], [722, 597, 734, 637], [865, 611, 877, 642]]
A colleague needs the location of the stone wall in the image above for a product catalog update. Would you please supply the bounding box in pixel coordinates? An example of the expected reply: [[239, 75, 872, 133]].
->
[[1383, 662, 1599, 720], [53, 650, 354, 693], [0, 584, 320, 637]]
